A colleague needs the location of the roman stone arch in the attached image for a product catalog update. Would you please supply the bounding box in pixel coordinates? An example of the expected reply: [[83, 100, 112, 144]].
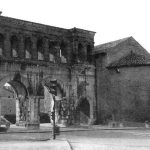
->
[[42, 77, 67, 123], [42, 77, 66, 97], [0, 73, 29, 125], [75, 96, 94, 125], [0, 73, 29, 90]]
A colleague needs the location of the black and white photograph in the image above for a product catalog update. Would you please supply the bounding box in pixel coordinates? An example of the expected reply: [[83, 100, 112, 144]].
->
[[0, 0, 150, 149]]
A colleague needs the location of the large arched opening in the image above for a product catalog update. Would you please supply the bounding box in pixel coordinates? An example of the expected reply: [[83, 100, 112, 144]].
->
[[42, 78, 67, 125], [0, 74, 28, 125], [76, 98, 90, 125]]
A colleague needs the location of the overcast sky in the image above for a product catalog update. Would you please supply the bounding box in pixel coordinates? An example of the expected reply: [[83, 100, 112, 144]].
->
[[1, 0, 150, 51]]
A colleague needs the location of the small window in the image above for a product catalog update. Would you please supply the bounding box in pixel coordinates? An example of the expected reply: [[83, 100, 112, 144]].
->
[[0, 34, 4, 56], [0, 47, 3, 56], [25, 38, 32, 59], [49, 53, 55, 62], [49, 41, 56, 62], [12, 49, 18, 57], [11, 36, 19, 58], [78, 43, 85, 62], [37, 39, 44, 61], [38, 51, 44, 60], [60, 42, 67, 63], [25, 50, 31, 59], [87, 45, 92, 63]]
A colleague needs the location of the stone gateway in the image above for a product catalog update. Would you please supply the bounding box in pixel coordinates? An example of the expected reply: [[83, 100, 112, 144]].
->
[[0, 15, 96, 128]]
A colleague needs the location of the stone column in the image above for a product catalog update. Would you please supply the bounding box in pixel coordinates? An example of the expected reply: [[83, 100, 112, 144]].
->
[[4, 32, 11, 58], [65, 42, 71, 63], [82, 43, 87, 62], [43, 38, 49, 61], [74, 40, 78, 56], [18, 35, 24, 59], [71, 40, 78, 63], [26, 96, 40, 129], [31, 36, 37, 60], [16, 98, 20, 125], [54, 42, 61, 63]]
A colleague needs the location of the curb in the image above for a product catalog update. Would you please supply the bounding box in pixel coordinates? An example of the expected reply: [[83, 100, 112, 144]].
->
[[5, 127, 150, 134], [69, 142, 150, 150], [1, 124, 150, 134], [0, 140, 72, 150]]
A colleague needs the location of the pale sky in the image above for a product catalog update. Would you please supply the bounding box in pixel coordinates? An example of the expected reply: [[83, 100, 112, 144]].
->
[[1, 0, 150, 51]]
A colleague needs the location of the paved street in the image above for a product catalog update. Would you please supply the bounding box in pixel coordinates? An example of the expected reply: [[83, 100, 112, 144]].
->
[[1, 125, 150, 149]]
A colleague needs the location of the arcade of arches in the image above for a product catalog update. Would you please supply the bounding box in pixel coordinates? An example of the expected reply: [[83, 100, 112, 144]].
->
[[0, 15, 96, 128]]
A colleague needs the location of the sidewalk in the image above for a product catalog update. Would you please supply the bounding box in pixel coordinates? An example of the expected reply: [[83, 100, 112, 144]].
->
[[1, 124, 150, 150], [0, 140, 72, 150], [5, 123, 150, 133], [1, 135, 150, 150], [6, 123, 92, 133]]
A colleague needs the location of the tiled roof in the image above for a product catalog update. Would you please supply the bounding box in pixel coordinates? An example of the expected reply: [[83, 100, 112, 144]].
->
[[94, 37, 131, 52], [108, 51, 150, 68]]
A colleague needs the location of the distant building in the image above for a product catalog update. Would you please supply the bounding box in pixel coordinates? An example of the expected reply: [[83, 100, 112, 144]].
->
[[94, 37, 150, 124]]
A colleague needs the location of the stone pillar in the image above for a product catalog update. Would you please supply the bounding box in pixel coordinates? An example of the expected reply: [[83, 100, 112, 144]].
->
[[26, 96, 40, 129], [18, 35, 24, 59], [65, 43, 71, 63], [82, 43, 87, 62], [71, 40, 78, 63], [4, 33, 11, 58], [74, 40, 78, 56], [16, 98, 20, 125], [43, 38, 49, 61], [54, 42, 61, 62], [31, 36, 37, 60]]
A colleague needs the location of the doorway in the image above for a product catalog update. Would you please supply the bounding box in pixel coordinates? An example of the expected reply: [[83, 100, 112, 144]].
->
[[76, 98, 90, 124]]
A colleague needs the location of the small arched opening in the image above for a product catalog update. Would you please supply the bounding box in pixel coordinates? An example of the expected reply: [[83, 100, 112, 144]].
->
[[11, 35, 19, 58], [49, 41, 56, 62], [37, 39, 44, 60], [60, 42, 67, 63], [43, 79, 67, 124], [0, 34, 4, 56], [87, 45, 92, 63], [76, 98, 90, 124], [25, 37, 32, 59], [78, 43, 85, 62], [2, 80, 28, 125]]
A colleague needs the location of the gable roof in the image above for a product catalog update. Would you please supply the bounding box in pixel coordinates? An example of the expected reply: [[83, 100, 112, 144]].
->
[[95, 37, 130, 52], [108, 51, 150, 68]]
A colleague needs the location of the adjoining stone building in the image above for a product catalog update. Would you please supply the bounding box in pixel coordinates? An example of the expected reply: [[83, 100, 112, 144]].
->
[[0, 15, 96, 128], [94, 37, 150, 124]]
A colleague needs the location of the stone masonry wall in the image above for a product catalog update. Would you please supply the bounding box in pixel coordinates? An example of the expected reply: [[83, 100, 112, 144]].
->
[[0, 15, 96, 126], [97, 65, 150, 123]]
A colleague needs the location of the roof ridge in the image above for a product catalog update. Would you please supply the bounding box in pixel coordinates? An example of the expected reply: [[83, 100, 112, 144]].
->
[[95, 36, 132, 50]]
